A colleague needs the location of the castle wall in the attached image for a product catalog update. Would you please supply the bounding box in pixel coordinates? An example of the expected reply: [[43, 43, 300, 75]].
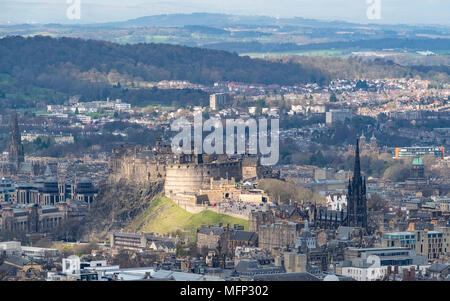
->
[[164, 160, 242, 198], [165, 164, 206, 197], [108, 146, 270, 214], [108, 146, 169, 184]]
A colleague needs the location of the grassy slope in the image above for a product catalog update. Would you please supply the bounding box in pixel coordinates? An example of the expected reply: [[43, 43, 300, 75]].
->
[[0, 72, 66, 103], [126, 196, 248, 240]]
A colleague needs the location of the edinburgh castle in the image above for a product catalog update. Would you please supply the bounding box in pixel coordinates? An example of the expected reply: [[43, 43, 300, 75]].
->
[[108, 139, 278, 212]]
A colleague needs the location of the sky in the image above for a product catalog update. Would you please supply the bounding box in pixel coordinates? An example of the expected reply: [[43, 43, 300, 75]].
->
[[0, 0, 449, 26]]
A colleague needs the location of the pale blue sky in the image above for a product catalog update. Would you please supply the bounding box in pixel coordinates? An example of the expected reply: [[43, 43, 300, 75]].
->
[[1, 0, 449, 25]]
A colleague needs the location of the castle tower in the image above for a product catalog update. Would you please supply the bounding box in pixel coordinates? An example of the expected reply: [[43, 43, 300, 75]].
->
[[410, 157, 425, 179], [370, 133, 377, 148], [8, 111, 24, 171], [359, 132, 366, 148], [346, 139, 367, 230]]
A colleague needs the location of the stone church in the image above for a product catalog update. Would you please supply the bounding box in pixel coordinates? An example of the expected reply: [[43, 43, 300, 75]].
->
[[310, 139, 368, 231], [0, 111, 25, 176]]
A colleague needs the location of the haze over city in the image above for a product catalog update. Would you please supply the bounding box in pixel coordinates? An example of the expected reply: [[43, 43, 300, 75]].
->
[[1, 0, 450, 25]]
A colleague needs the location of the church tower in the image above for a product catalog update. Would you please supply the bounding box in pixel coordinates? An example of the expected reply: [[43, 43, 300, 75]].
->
[[8, 111, 24, 171], [346, 139, 367, 229]]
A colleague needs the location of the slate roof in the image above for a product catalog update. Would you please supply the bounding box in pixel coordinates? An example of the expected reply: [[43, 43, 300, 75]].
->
[[253, 272, 320, 281], [428, 262, 449, 273], [0, 255, 31, 275], [336, 226, 355, 240], [153, 241, 176, 250], [197, 226, 224, 236], [230, 230, 258, 242], [235, 259, 283, 275]]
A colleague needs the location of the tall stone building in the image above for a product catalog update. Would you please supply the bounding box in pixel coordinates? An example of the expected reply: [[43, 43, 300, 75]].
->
[[249, 210, 275, 233], [346, 139, 367, 229], [258, 222, 302, 253], [8, 111, 24, 171]]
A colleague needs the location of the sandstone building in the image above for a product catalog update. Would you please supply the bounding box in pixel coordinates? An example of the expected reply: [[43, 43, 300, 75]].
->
[[0, 203, 68, 233]]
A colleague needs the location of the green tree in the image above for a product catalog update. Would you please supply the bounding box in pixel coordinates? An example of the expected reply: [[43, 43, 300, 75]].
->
[[329, 93, 338, 102]]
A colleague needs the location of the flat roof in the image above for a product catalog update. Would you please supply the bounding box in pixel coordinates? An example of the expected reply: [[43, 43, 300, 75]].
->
[[384, 232, 415, 236], [347, 247, 410, 252]]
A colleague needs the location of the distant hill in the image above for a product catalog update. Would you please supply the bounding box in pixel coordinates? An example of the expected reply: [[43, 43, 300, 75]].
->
[[0, 35, 327, 85], [101, 13, 355, 28], [206, 38, 450, 53], [0, 35, 329, 108]]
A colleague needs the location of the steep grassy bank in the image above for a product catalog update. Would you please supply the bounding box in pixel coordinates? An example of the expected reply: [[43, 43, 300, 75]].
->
[[126, 196, 248, 240]]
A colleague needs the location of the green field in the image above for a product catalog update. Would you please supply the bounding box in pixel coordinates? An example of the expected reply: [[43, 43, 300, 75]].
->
[[241, 49, 349, 58], [127, 196, 248, 240], [85, 112, 114, 118]]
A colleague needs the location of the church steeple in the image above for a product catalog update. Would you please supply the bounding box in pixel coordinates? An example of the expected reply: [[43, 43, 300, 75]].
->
[[346, 139, 368, 230], [354, 139, 361, 181], [8, 110, 24, 170]]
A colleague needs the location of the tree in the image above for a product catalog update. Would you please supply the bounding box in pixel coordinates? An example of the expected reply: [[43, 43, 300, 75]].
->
[[309, 150, 327, 167], [367, 194, 386, 211], [257, 178, 320, 204], [329, 93, 338, 102], [382, 162, 410, 182]]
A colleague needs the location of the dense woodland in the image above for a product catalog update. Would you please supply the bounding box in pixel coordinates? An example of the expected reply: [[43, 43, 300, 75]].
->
[[0, 36, 328, 108], [0, 36, 448, 109]]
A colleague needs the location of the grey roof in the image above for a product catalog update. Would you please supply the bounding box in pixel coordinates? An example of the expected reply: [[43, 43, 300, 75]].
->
[[335, 275, 357, 281], [336, 226, 355, 240], [111, 232, 141, 239], [0, 255, 32, 274], [253, 272, 320, 281], [235, 259, 259, 272], [18, 162, 33, 173], [278, 205, 297, 216], [153, 241, 176, 249], [230, 230, 258, 242], [197, 226, 224, 236], [428, 263, 449, 273], [151, 270, 224, 281], [235, 259, 283, 275]]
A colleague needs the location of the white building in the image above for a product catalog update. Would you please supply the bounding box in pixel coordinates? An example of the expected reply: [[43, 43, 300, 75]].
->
[[325, 109, 351, 125], [62, 255, 81, 275], [326, 194, 347, 211], [22, 246, 59, 259], [341, 255, 389, 281], [339, 248, 429, 281], [0, 241, 22, 256], [295, 221, 317, 250], [290, 105, 304, 114], [340, 255, 428, 281]]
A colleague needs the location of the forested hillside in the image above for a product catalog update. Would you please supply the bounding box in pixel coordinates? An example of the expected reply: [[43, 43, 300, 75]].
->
[[0, 36, 447, 109], [0, 36, 329, 108]]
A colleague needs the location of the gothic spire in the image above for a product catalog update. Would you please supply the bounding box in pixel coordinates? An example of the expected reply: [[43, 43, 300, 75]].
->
[[8, 110, 24, 170], [11, 110, 20, 143], [354, 138, 361, 181], [346, 139, 368, 230]]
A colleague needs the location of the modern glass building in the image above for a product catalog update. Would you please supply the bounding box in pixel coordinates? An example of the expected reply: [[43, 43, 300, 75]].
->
[[383, 232, 416, 249]]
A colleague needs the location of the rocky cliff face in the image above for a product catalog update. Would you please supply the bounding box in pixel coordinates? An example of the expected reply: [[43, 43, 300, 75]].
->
[[54, 179, 164, 241]]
